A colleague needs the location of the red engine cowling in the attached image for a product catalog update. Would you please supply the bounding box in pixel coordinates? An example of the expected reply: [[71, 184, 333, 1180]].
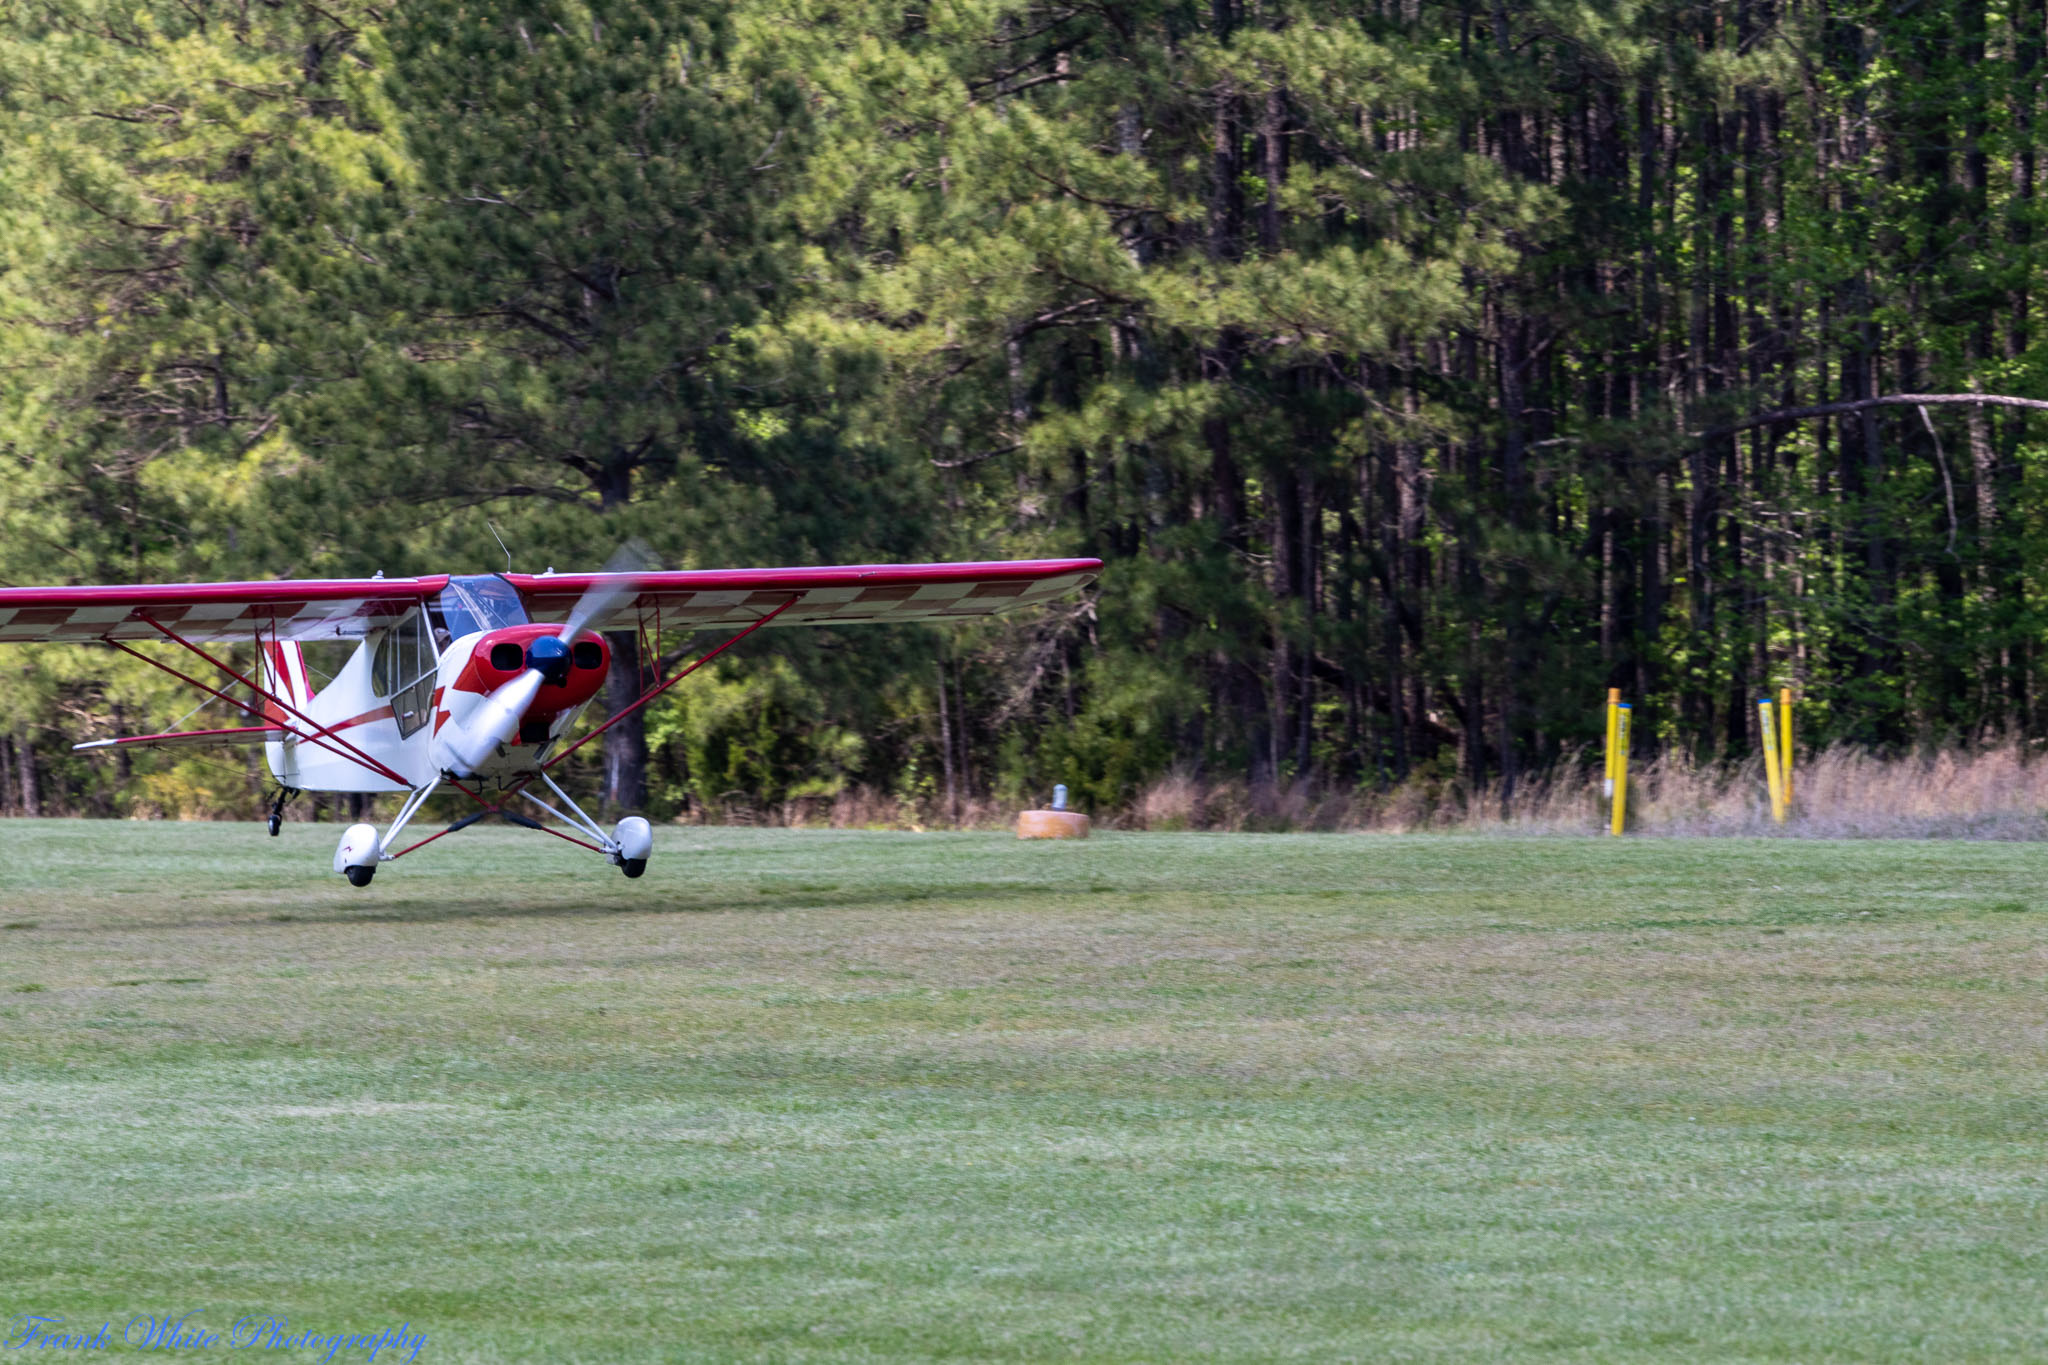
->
[[447, 624, 609, 740]]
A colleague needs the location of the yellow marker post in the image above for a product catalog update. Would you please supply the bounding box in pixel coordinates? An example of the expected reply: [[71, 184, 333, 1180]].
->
[[1603, 687, 1620, 801], [1610, 704, 1631, 836], [1758, 698, 1786, 825], [1777, 686, 1794, 811]]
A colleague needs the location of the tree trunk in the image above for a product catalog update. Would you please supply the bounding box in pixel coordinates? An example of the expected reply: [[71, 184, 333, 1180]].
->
[[936, 659, 958, 824], [603, 629, 648, 813], [15, 725, 38, 818]]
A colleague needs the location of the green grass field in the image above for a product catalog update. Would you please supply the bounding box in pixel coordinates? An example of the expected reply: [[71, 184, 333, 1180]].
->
[[3, 822, 2047, 1362]]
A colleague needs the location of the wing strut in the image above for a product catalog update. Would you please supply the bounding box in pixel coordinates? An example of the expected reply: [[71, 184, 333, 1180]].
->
[[105, 621, 413, 788], [542, 594, 796, 772]]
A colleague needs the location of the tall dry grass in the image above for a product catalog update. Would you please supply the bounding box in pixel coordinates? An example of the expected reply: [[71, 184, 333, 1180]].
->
[[1103, 740, 2048, 838], [714, 739, 2048, 838], [1613, 740, 2048, 839]]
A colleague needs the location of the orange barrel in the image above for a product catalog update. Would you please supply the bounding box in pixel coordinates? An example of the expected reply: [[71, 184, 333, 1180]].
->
[[1017, 810, 1090, 839]]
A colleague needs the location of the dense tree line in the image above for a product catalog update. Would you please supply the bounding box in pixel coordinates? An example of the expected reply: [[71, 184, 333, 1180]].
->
[[3, 0, 2047, 821]]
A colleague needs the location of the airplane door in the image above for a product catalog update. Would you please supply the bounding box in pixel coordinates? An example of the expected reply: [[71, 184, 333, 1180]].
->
[[372, 608, 437, 739]]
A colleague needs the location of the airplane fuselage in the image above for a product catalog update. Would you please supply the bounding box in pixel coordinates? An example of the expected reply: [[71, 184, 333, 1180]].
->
[[263, 607, 609, 794]]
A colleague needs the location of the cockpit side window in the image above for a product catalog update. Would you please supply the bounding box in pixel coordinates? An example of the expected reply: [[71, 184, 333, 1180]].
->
[[370, 607, 438, 738], [371, 608, 430, 695], [430, 575, 530, 642]]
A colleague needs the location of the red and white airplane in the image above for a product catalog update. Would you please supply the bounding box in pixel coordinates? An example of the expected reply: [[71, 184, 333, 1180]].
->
[[0, 556, 1099, 885]]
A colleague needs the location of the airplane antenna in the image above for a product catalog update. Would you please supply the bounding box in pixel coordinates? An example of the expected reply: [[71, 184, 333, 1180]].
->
[[485, 519, 515, 574]]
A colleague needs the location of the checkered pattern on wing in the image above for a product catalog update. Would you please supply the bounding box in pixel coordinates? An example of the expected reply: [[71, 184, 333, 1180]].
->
[[524, 572, 1093, 631], [0, 595, 416, 644]]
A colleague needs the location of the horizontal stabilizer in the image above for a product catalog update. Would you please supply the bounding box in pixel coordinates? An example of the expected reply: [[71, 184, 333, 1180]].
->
[[75, 726, 287, 753]]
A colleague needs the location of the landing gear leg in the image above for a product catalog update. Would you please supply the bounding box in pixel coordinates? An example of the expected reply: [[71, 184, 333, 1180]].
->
[[333, 780, 440, 886], [520, 775, 654, 878], [267, 786, 298, 837]]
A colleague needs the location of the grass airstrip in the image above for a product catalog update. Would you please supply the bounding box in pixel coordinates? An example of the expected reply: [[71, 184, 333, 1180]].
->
[[2, 821, 2047, 1362]]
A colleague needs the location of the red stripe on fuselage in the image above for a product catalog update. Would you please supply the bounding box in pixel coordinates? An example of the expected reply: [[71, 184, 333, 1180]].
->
[[327, 704, 395, 733]]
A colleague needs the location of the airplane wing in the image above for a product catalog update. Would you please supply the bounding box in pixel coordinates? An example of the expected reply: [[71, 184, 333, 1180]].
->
[[74, 726, 288, 752], [0, 558, 1100, 644], [509, 558, 1101, 631], [0, 577, 447, 644]]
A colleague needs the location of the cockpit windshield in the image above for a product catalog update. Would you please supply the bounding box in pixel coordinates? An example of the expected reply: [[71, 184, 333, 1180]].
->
[[431, 575, 529, 642]]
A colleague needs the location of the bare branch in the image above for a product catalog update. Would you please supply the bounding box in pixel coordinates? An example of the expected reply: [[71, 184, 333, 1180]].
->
[[931, 442, 1022, 470], [1702, 392, 2048, 438]]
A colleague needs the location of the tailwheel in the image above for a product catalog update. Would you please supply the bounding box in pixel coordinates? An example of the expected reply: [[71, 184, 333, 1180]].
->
[[267, 786, 297, 837]]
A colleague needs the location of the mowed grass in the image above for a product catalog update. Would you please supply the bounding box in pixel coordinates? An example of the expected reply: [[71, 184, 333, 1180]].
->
[[2, 823, 2047, 1362]]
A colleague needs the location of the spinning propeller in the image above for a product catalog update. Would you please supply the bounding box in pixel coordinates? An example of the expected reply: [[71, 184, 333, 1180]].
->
[[438, 541, 654, 776]]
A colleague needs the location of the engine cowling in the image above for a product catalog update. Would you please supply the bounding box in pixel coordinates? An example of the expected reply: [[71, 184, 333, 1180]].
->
[[432, 625, 610, 774]]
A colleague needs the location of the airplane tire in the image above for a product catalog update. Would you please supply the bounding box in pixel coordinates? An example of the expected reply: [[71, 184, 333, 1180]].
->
[[267, 814, 282, 837], [344, 864, 377, 888], [620, 858, 647, 879]]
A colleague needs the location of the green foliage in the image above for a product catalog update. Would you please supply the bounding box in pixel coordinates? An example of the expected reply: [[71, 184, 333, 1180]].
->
[[643, 658, 868, 816], [0, 0, 393, 584], [8, 0, 2048, 819]]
